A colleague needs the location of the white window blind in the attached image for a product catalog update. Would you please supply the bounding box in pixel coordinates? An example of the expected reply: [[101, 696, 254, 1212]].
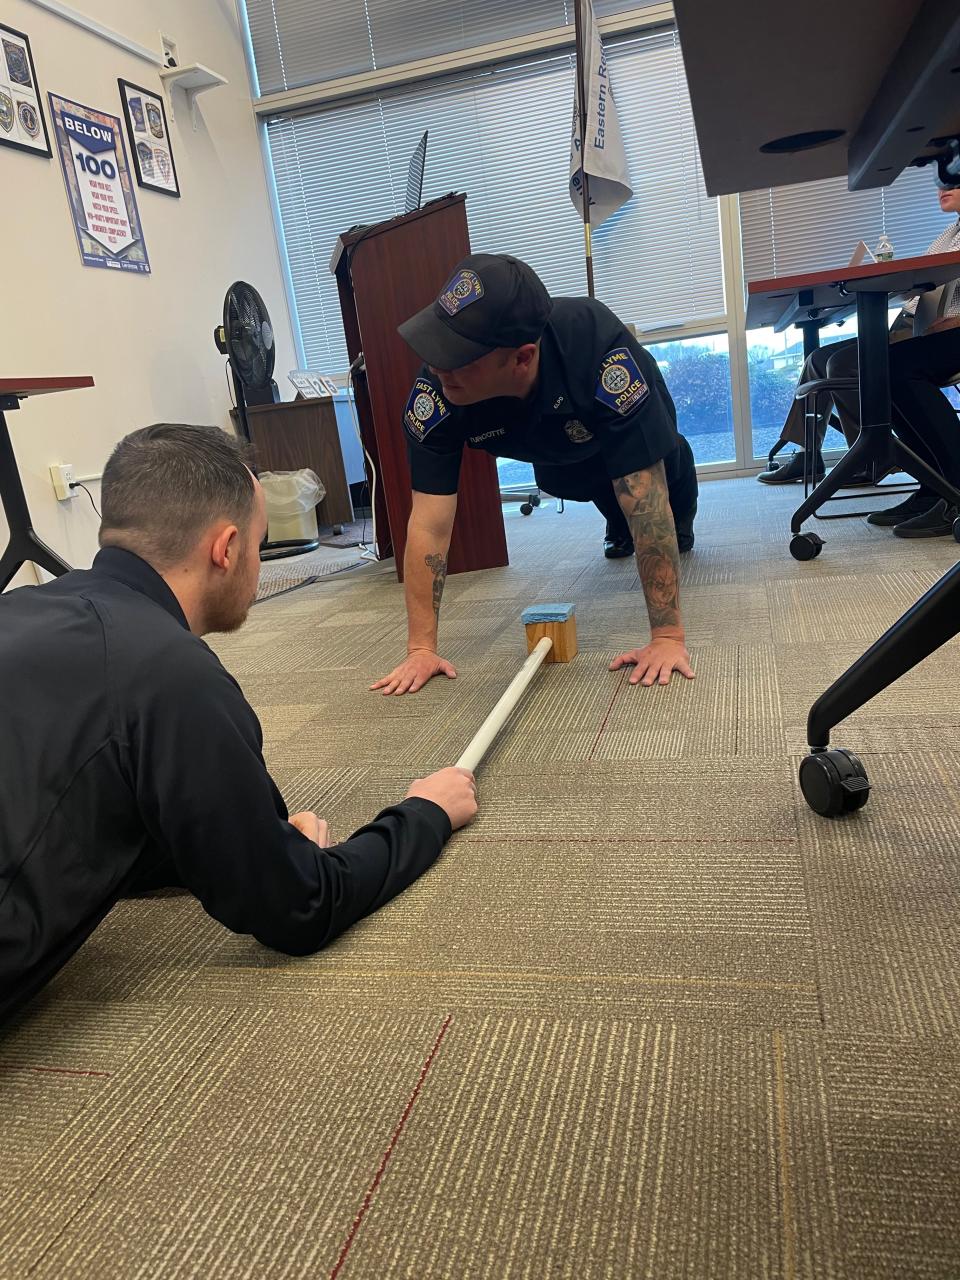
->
[[245, 0, 666, 95], [596, 30, 723, 330], [740, 164, 953, 284], [267, 27, 724, 373]]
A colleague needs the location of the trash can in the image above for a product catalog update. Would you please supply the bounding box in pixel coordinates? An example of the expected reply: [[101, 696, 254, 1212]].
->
[[259, 470, 326, 544]]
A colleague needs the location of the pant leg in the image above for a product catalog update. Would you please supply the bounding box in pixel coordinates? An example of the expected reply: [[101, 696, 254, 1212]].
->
[[535, 435, 698, 543], [779, 346, 835, 448], [534, 456, 631, 540], [663, 433, 698, 525], [822, 338, 862, 447], [888, 329, 960, 488]]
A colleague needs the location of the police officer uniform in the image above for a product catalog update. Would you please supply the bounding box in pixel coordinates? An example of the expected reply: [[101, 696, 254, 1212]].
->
[[398, 254, 698, 555]]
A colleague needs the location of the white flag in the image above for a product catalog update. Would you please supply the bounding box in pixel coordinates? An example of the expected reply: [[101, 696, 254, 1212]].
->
[[569, 0, 632, 226]]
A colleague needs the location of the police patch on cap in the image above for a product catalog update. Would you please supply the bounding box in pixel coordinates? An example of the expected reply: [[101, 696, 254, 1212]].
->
[[564, 419, 594, 444], [403, 378, 450, 442], [595, 348, 649, 416], [438, 269, 484, 316]]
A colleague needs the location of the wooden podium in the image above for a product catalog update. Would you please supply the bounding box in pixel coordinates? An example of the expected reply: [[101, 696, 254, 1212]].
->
[[332, 194, 508, 579]]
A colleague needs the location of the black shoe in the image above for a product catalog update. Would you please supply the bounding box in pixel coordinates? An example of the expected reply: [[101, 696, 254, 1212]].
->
[[866, 491, 937, 527], [603, 534, 634, 559], [757, 450, 825, 485], [893, 499, 958, 539]]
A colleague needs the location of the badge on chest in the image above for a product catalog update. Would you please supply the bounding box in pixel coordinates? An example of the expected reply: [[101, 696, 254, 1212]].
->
[[595, 348, 649, 416], [403, 379, 451, 442], [563, 419, 594, 444]]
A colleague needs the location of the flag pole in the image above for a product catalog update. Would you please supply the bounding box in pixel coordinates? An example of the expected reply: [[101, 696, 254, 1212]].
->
[[573, 0, 596, 298]]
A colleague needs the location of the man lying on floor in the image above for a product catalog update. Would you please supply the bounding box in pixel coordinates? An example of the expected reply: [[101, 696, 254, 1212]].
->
[[0, 424, 477, 1024]]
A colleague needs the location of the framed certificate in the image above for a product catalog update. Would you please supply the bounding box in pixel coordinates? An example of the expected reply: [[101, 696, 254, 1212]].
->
[[118, 77, 179, 197], [0, 23, 51, 158]]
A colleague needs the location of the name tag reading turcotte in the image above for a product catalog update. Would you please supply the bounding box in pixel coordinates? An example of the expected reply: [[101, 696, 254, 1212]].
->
[[595, 348, 649, 416]]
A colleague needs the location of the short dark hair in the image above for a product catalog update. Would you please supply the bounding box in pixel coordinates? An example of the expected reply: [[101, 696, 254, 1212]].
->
[[99, 424, 256, 568]]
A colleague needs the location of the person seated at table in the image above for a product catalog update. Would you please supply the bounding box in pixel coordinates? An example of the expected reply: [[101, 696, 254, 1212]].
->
[[757, 180, 960, 502], [873, 310, 960, 537]]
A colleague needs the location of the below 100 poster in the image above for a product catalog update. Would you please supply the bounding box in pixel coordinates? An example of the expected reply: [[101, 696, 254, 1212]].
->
[[48, 92, 150, 273]]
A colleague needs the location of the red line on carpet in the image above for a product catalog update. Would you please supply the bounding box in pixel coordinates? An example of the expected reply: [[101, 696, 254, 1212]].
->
[[588, 668, 628, 760], [459, 836, 799, 845], [329, 1014, 453, 1279], [0, 1065, 112, 1078]]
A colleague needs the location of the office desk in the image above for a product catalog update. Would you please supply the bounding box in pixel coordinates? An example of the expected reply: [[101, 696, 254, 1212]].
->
[[747, 251, 960, 556], [0, 377, 94, 591]]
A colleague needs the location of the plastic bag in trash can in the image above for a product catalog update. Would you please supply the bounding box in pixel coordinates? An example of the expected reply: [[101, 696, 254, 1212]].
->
[[258, 469, 326, 517]]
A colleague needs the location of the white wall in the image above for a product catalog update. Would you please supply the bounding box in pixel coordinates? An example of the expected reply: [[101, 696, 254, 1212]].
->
[[1, 0, 297, 587]]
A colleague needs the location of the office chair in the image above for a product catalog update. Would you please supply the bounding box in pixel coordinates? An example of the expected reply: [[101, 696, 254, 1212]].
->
[[796, 290, 960, 815]]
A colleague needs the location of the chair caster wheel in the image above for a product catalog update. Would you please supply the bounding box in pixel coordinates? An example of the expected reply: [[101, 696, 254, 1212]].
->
[[790, 532, 824, 561], [520, 503, 533, 516], [799, 748, 870, 817], [953, 517, 960, 544]]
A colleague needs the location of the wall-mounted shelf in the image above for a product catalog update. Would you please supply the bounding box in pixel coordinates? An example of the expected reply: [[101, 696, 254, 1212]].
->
[[159, 63, 227, 131]]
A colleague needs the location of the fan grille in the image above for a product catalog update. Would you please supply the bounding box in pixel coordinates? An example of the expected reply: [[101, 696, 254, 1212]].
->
[[224, 282, 275, 389]]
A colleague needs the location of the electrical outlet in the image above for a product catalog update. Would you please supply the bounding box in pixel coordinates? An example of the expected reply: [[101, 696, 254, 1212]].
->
[[50, 463, 76, 502]]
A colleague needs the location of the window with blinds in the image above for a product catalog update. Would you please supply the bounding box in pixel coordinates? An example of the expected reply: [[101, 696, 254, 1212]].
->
[[267, 27, 725, 374], [740, 164, 953, 284], [245, 0, 662, 95]]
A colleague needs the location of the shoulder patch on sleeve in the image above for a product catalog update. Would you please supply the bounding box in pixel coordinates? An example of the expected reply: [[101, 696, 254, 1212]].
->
[[403, 378, 451, 443], [595, 347, 650, 416]]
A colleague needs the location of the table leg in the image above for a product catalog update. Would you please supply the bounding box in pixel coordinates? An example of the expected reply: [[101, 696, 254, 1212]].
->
[[0, 408, 72, 591], [790, 291, 892, 532], [798, 319, 821, 359]]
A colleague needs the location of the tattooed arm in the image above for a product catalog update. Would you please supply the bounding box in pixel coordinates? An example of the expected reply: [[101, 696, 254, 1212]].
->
[[609, 462, 695, 686], [370, 491, 459, 695]]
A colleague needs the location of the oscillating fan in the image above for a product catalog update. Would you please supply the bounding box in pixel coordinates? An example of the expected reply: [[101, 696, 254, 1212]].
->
[[214, 281, 280, 438], [214, 282, 318, 560]]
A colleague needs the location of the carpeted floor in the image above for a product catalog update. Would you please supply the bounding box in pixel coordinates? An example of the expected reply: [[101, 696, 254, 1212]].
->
[[3, 477, 960, 1278], [255, 526, 370, 602]]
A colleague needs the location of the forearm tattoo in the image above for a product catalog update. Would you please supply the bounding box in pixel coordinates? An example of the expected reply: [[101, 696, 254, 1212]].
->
[[424, 552, 448, 619], [613, 463, 682, 632]]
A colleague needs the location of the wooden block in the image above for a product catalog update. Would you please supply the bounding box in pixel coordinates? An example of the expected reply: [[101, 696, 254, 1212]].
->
[[521, 603, 577, 663]]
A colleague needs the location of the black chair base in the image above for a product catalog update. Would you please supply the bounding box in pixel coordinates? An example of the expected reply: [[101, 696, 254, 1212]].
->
[[799, 556, 960, 813]]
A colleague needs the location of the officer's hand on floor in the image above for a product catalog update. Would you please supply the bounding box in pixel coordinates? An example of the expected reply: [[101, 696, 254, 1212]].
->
[[370, 649, 458, 696], [610, 637, 695, 687], [406, 767, 478, 830], [289, 811, 332, 847]]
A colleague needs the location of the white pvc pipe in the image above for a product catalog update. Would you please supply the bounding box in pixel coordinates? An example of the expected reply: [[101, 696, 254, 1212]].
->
[[455, 637, 553, 773]]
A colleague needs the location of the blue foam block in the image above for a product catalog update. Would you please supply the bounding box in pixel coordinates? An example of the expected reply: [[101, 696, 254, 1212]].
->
[[521, 603, 575, 624]]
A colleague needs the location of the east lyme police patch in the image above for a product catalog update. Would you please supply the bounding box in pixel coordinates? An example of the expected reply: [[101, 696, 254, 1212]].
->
[[595, 347, 649, 416], [403, 378, 450, 442], [438, 268, 484, 316]]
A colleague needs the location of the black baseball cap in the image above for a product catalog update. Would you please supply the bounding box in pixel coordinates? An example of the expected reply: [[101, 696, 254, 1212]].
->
[[398, 253, 553, 370]]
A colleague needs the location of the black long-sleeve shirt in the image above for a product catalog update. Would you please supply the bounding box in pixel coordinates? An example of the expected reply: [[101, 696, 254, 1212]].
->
[[0, 547, 450, 1022]]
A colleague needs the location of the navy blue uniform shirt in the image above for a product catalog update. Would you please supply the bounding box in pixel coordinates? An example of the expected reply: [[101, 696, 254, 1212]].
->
[[403, 296, 681, 495], [0, 548, 450, 1021]]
